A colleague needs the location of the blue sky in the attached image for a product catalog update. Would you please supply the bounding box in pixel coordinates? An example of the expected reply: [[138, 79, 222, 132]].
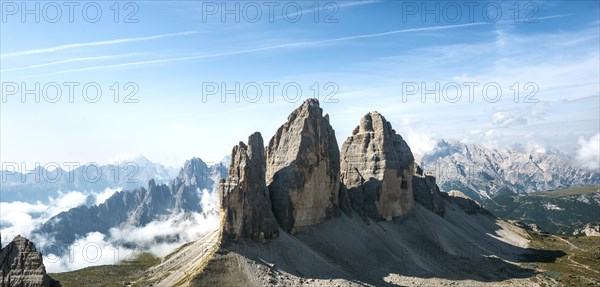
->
[[1, 0, 599, 168]]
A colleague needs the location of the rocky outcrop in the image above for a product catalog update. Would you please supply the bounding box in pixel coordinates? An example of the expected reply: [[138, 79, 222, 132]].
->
[[266, 99, 340, 233], [0, 235, 61, 287], [412, 164, 445, 216], [220, 132, 279, 242], [340, 112, 415, 221], [574, 223, 600, 237]]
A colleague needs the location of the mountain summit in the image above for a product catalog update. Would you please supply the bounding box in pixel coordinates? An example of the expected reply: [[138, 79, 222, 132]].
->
[[265, 98, 342, 233], [340, 111, 416, 220]]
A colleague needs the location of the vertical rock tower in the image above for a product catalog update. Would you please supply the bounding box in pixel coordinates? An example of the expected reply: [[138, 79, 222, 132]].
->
[[266, 99, 341, 233], [340, 112, 416, 220], [219, 132, 279, 242]]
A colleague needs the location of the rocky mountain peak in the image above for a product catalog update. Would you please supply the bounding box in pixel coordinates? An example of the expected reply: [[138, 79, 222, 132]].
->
[[0, 235, 61, 287], [177, 157, 211, 188], [353, 111, 396, 135], [285, 98, 328, 125], [340, 111, 416, 220], [220, 132, 279, 243], [266, 98, 341, 233]]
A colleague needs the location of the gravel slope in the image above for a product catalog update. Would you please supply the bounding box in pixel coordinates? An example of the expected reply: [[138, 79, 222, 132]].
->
[[183, 200, 559, 286]]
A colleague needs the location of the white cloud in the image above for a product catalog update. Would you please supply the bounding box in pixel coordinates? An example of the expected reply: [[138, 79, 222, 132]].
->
[[44, 211, 219, 272], [91, 188, 121, 206], [530, 102, 550, 118], [526, 140, 547, 154], [2, 185, 221, 272], [43, 232, 137, 272], [0, 202, 48, 242], [491, 111, 527, 127], [201, 188, 219, 212], [1, 191, 86, 245], [576, 133, 600, 170], [396, 119, 439, 161], [47, 191, 87, 213]]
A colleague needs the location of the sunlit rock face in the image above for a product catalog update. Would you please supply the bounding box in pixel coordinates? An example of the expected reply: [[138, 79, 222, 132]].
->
[[266, 99, 341, 234], [340, 112, 416, 221]]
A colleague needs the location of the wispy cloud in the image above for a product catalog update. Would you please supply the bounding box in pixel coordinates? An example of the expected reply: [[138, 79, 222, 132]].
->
[[41, 22, 490, 75], [0, 54, 139, 73], [0, 31, 198, 59]]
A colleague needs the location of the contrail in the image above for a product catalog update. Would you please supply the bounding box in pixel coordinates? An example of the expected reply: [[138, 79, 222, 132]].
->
[[0, 54, 139, 72], [48, 22, 490, 75], [1, 31, 198, 59]]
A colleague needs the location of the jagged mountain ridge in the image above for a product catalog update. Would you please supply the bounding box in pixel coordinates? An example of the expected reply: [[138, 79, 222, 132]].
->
[[31, 158, 227, 251], [420, 139, 600, 201]]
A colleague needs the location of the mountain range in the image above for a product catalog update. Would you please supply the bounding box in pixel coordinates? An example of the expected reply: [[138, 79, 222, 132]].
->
[[30, 158, 226, 254], [420, 140, 600, 201], [1, 99, 598, 286]]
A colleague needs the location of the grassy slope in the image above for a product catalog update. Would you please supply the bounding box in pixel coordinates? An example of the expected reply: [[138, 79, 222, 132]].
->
[[537, 185, 600, 198], [49, 252, 160, 287], [525, 233, 600, 286]]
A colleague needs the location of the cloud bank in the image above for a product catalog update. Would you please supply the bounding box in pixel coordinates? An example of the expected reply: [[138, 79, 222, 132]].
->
[[576, 133, 600, 170], [1, 187, 220, 272]]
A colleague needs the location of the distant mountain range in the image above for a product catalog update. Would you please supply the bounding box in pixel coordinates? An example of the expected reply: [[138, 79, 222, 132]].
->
[[0, 155, 178, 204], [419, 140, 600, 202], [31, 158, 227, 253]]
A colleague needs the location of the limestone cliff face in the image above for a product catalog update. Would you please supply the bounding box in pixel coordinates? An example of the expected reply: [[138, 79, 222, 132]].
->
[[340, 112, 415, 220], [266, 99, 340, 233], [220, 132, 279, 242], [0, 235, 61, 287]]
